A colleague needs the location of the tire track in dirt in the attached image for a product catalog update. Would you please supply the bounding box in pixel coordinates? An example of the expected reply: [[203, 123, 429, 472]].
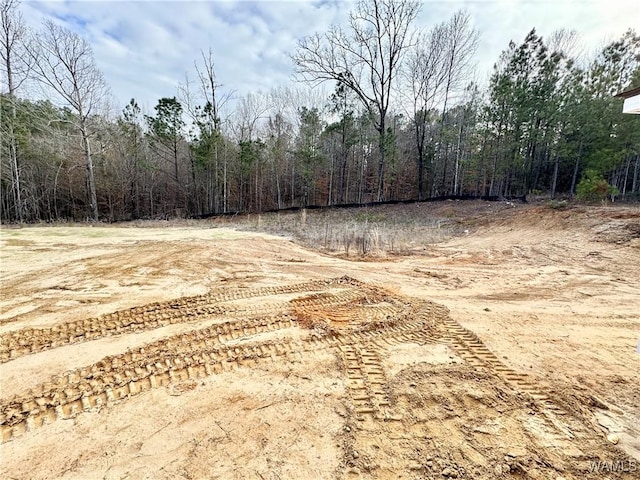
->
[[1, 339, 307, 442], [0, 289, 444, 442], [435, 320, 616, 462], [439, 316, 567, 415], [331, 297, 610, 478], [1, 275, 600, 462], [0, 278, 371, 363], [338, 344, 400, 422]]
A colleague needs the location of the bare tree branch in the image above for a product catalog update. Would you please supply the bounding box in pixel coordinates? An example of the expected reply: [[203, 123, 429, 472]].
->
[[292, 0, 421, 201], [25, 19, 110, 220]]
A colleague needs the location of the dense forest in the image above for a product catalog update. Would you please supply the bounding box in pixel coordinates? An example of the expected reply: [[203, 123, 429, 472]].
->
[[1, 0, 639, 222]]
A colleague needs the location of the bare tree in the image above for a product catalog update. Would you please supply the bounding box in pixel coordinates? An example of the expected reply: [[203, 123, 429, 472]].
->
[[26, 20, 108, 221], [402, 23, 448, 199], [548, 29, 581, 59], [195, 48, 225, 132], [191, 49, 233, 213], [435, 11, 479, 195], [293, 0, 421, 201], [233, 91, 271, 142], [1, 0, 30, 221], [230, 91, 271, 211]]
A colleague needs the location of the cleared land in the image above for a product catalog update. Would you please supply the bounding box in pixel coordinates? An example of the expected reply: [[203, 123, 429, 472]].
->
[[0, 201, 639, 479]]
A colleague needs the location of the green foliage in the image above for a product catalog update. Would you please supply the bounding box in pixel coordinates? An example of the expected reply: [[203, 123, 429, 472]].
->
[[238, 139, 264, 174], [4, 0, 640, 222], [191, 129, 222, 169], [145, 97, 184, 141], [586, 148, 624, 176], [354, 212, 387, 223], [295, 107, 326, 177], [576, 170, 618, 201], [546, 199, 568, 210]]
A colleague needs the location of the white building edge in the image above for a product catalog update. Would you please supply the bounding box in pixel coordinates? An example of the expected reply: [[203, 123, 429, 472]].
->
[[615, 86, 640, 114]]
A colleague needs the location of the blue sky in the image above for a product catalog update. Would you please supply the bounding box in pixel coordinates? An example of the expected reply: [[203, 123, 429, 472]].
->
[[17, 0, 640, 117]]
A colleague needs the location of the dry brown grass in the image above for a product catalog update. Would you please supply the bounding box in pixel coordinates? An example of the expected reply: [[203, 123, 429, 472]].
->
[[224, 202, 480, 257]]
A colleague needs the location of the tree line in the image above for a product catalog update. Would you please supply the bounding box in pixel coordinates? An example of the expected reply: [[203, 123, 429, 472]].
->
[[1, 0, 639, 222]]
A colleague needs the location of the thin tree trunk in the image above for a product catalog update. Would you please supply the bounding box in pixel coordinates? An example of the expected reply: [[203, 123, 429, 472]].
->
[[622, 155, 631, 195], [632, 154, 639, 194], [8, 121, 21, 221], [223, 148, 228, 212], [290, 162, 295, 207], [570, 141, 583, 198], [53, 161, 63, 219], [414, 113, 427, 201], [376, 122, 385, 202], [274, 158, 282, 210], [550, 151, 560, 199], [453, 113, 465, 195], [2, 15, 23, 222], [80, 124, 99, 221], [328, 149, 334, 206], [359, 149, 365, 204]]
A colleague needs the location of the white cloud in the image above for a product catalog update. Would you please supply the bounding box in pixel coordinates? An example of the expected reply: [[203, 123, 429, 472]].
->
[[17, 0, 639, 117]]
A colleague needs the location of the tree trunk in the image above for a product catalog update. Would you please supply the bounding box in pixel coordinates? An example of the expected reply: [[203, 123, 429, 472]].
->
[[274, 157, 282, 210], [622, 155, 631, 195], [569, 141, 583, 198], [414, 114, 427, 201], [417, 140, 425, 200], [453, 113, 465, 195], [328, 149, 334, 206], [3, 18, 23, 221], [376, 122, 385, 202], [223, 148, 228, 213], [80, 123, 99, 221], [632, 154, 639, 194], [358, 148, 365, 204], [8, 115, 22, 221], [550, 151, 560, 199], [53, 161, 63, 219]]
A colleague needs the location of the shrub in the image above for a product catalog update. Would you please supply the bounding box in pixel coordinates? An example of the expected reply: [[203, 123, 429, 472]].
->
[[547, 199, 568, 210], [576, 170, 618, 202]]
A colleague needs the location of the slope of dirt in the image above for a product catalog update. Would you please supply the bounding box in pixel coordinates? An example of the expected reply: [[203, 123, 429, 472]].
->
[[1, 202, 639, 479]]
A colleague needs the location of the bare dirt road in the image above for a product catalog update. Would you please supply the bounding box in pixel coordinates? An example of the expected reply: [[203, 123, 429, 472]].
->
[[1, 202, 638, 479]]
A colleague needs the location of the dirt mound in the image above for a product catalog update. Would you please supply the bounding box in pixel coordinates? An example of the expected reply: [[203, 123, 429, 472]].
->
[[475, 203, 640, 242]]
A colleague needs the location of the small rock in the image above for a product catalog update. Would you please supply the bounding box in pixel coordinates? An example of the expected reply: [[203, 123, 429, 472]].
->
[[441, 467, 458, 477], [503, 464, 510, 474], [468, 390, 484, 400], [506, 447, 526, 457], [344, 426, 351, 432], [494, 464, 503, 476], [352, 450, 359, 459], [607, 433, 620, 444]]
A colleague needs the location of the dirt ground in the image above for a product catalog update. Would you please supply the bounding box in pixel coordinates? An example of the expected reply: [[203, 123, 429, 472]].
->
[[0, 201, 639, 479]]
